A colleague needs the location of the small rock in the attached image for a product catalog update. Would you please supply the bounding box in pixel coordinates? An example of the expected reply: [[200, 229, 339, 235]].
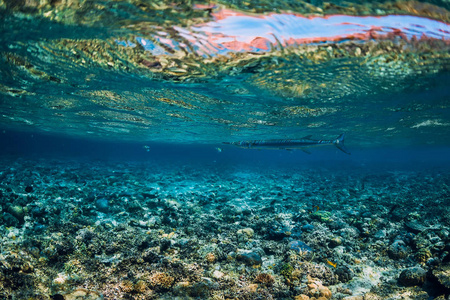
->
[[8, 205, 24, 220], [405, 221, 427, 234], [95, 198, 109, 212], [289, 240, 312, 253], [237, 227, 254, 238], [212, 270, 224, 279], [398, 267, 426, 286], [236, 250, 262, 266], [388, 240, 409, 260], [335, 265, 354, 283], [432, 263, 450, 288], [3, 212, 19, 227], [61, 287, 103, 300], [329, 237, 342, 248], [302, 224, 314, 232], [343, 296, 364, 300], [267, 223, 291, 240]]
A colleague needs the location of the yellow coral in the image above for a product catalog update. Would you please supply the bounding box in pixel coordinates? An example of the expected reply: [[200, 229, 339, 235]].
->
[[134, 280, 147, 293], [205, 252, 216, 263], [150, 272, 175, 289], [120, 280, 134, 293]]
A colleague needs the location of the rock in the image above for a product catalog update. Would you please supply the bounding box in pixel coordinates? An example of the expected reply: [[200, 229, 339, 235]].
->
[[405, 221, 427, 234], [335, 265, 354, 283], [289, 240, 312, 253], [173, 278, 218, 297], [3, 213, 19, 227], [8, 205, 24, 220], [343, 296, 364, 300], [212, 270, 224, 279], [388, 240, 409, 260], [267, 223, 291, 240], [58, 287, 103, 300], [329, 237, 342, 248], [398, 267, 426, 286], [236, 250, 262, 266], [431, 263, 450, 288], [95, 198, 109, 212], [302, 224, 314, 232], [237, 227, 254, 238]]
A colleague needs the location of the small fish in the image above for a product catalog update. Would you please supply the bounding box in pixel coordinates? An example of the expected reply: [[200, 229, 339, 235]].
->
[[216, 147, 222, 153], [223, 133, 350, 154], [327, 260, 337, 268], [309, 205, 320, 213], [143, 145, 150, 152]]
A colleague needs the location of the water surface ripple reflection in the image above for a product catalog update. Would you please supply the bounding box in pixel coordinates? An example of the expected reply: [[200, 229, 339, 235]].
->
[[127, 10, 450, 56]]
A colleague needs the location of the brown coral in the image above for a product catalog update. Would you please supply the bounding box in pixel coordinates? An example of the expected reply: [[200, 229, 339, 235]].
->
[[119, 279, 134, 293], [306, 276, 332, 300], [150, 272, 175, 290], [205, 252, 216, 263], [254, 273, 275, 286]]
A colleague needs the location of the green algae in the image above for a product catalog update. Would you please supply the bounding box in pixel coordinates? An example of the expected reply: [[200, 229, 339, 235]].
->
[[311, 210, 333, 223]]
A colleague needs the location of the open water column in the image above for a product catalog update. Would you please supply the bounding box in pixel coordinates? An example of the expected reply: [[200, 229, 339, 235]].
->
[[0, 0, 450, 299]]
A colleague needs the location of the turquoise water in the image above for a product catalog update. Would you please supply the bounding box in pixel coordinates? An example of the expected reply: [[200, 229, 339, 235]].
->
[[1, 1, 450, 299]]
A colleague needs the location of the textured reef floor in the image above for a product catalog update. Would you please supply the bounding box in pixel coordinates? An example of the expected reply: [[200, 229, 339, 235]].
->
[[0, 157, 450, 299]]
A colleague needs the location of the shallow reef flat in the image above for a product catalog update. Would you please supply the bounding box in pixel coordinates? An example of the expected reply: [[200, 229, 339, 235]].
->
[[0, 157, 450, 299]]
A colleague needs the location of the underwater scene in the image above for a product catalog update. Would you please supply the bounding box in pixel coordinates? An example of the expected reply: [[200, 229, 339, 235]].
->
[[1, 0, 450, 299]]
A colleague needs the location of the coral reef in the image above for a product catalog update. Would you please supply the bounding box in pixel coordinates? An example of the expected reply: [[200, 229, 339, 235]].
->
[[0, 158, 449, 299]]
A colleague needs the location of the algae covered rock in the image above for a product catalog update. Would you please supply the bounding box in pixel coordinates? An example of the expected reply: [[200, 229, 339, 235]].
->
[[388, 240, 409, 260], [7, 205, 24, 220], [57, 287, 103, 300], [236, 249, 263, 266], [432, 263, 450, 288], [398, 267, 426, 286]]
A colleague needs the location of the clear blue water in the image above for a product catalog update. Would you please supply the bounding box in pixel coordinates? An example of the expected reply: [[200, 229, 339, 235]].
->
[[1, 1, 450, 299]]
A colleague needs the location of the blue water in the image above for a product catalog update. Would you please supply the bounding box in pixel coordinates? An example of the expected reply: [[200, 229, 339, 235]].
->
[[1, 1, 450, 299], [2, 129, 450, 170]]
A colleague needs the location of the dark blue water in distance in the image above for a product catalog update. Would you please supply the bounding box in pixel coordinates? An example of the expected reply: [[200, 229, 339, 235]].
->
[[2, 129, 450, 170]]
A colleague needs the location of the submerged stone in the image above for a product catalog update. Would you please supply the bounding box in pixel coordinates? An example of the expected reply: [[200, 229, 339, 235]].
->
[[388, 240, 409, 260], [267, 224, 292, 240], [398, 267, 426, 286], [236, 250, 262, 266], [8, 205, 24, 220], [3, 212, 19, 227], [95, 198, 109, 212], [302, 224, 314, 232], [60, 287, 104, 300], [311, 210, 333, 223], [431, 263, 450, 288], [289, 240, 312, 253]]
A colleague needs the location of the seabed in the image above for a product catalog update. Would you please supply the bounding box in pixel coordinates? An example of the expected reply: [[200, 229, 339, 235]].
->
[[1, 157, 449, 299]]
